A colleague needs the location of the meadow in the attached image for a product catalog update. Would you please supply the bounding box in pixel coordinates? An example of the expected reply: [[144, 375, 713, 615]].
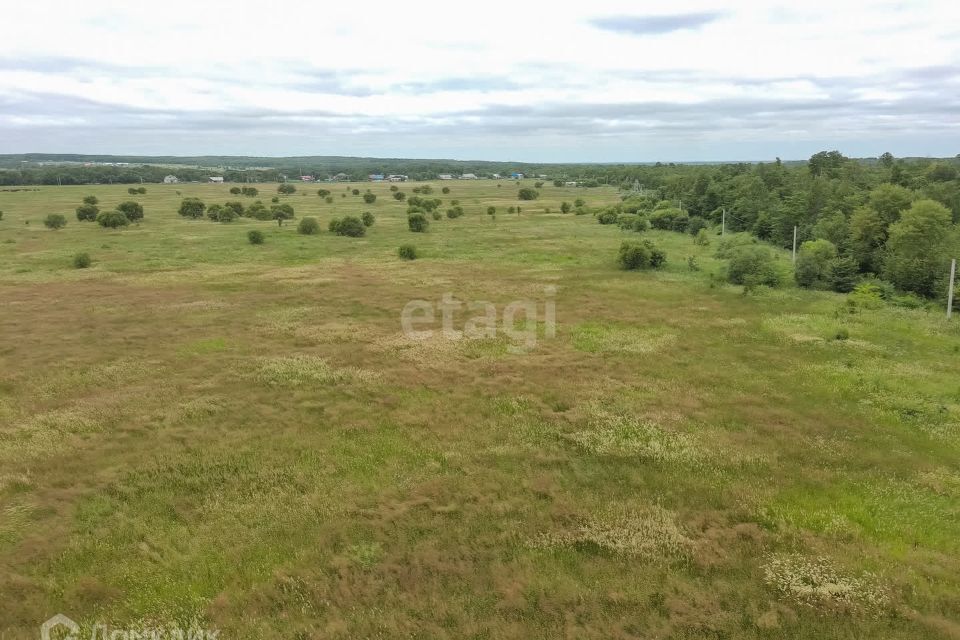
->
[[1, 179, 959, 639]]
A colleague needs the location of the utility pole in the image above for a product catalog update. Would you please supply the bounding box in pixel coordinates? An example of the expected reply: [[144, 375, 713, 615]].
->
[[948, 258, 957, 319], [792, 226, 798, 263], [721, 208, 726, 236]]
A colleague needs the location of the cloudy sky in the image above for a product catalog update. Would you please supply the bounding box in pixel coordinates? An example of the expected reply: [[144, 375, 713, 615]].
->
[[1, 0, 958, 161]]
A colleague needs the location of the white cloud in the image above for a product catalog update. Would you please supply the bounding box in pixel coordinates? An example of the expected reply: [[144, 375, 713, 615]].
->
[[0, 0, 957, 160]]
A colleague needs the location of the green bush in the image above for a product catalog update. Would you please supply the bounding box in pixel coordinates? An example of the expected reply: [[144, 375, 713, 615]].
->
[[574, 198, 585, 208], [828, 256, 858, 293], [487, 206, 496, 215], [216, 208, 237, 223], [794, 239, 838, 288], [442, 186, 450, 194], [230, 186, 242, 195], [618, 240, 666, 270], [518, 187, 539, 200], [649, 207, 688, 231], [44, 213, 67, 229], [82, 195, 98, 206], [362, 211, 375, 227], [446, 206, 464, 219], [597, 209, 618, 225], [333, 215, 365, 237], [363, 192, 377, 204], [393, 191, 406, 201], [96, 210, 130, 229], [317, 189, 331, 197], [408, 213, 429, 232], [560, 201, 571, 214], [352, 188, 360, 196], [76, 204, 99, 221], [325, 196, 334, 204], [247, 202, 271, 220], [224, 201, 245, 217], [206, 204, 224, 221], [694, 228, 710, 246], [270, 203, 295, 226], [178, 197, 206, 219], [297, 217, 320, 234], [398, 244, 417, 260], [726, 245, 780, 287], [247, 230, 265, 245], [117, 201, 144, 222], [687, 216, 708, 235], [72, 252, 91, 268], [432, 210, 442, 220], [241, 186, 258, 197], [278, 183, 296, 195]]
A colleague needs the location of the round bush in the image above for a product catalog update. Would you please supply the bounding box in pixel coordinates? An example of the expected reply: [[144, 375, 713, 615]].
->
[[518, 187, 539, 200], [726, 246, 780, 287], [96, 210, 130, 229], [73, 252, 91, 268], [333, 216, 366, 237], [618, 240, 666, 270], [44, 214, 67, 230], [297, 217, 320, 235], [442, 186, 450, 194], [82, 195, 98, 206], [247, 230, 265, 245], [76, 204, 99, 221], [362, 192, 377, 204], [117, 201, 144, 222], [408, 213, 429, 232], [278, 184, 296, 195], [431, 210, 442, 220], [178, 198, 206, 219], [362, 211, 375, 227], [487, 206, 496, 215], [398, 244, 417, 260]]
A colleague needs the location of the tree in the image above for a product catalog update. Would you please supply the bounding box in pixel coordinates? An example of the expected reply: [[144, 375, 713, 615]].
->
[[278, 183, 296, 195], [398, 244, 417, 260], [879, 152, 894, 168], [812, 210, 848, 249], [408, 213, 429, 232], [518, 187, 539, 200], [808, 150, 847, 177], [883, 199, 955, 297], [868, 183, 913, 224], [560, 201, 571, 214], [178, 198, 206, 219], [442, 186, 450, 194], [76, 204, 99, 221], [96, 210, 130, 228], [794, 239, 838, 288], [117, 201, 144, 222], [848, 206, 887, 273], [487, 206, 496, 216], [224, 201, 245, 217], [271, 203, 295, 226], [297, 217, 320, 234], [363, 192, 377, 204], [43, 213, 66, 229], [828, 256, 858, 293]]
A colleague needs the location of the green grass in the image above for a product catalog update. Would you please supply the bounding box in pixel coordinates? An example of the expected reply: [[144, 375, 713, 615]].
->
[[1, 181, 959, 638]]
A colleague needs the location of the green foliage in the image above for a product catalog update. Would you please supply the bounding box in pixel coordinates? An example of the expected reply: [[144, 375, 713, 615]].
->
[[408, 213, 429, 232], [687, 216, 708, 236], [518, 187, 539, 200], [446, 206, 464, 219], [362, 211, 376, 227], [317, 189, 331, 197], [431, 210, 442, 220], [278, 183, 296, 195], [206, 204, 224, 221], [574, 198, 585, 208], [224, 201, 244, 217], [726, 245, 780, 287], [398, 244, 417, 260], [96, 210, 130, 229], [487, 206, 496, 215], [560, 201, 571, 214], [332, 216, 366, 237], [868, 184, 913, 224], [351, 188, 360, 196], [76, 204, 99, 221], [597, 209, 618, 225], [271, 203, 295, 226], [393, 191, 406, 201], [325, 196, 334, 204], [442, 186, 450, 194], [363, 192, 377, 204], [247, 229, 265, 245], [82, 195, 98, 206], [72, 252, 91, 268], [297, 217, 320, 235], [229, 186, 241, 195], [43, 213, 66, 229], [117, 201, 144, 221], [828, 256, 859, 293], [178, 198, 206, 219], [882, 199, 955, 297], [649, 207, 689, 232], [794, 239, 838, 288], [241, 186, 258, 197], [617, 240, 666, 270], [694, 228, 710, 246], [247, 202, 271, 220]]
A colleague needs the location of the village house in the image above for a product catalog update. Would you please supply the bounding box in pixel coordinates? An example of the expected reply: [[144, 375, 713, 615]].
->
[[208, 176, 224, 183], [438, 174, 453, 180], [163, 175, 179, 184], [459, 173, 478, 180]]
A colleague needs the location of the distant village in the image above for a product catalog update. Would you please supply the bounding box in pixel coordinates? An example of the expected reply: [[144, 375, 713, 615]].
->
[[161, 172, 580, 186]]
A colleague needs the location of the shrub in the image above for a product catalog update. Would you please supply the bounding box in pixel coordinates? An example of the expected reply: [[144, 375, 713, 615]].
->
[[389, 185, 398, 192], [96, 210, 130, 228], [137, 186, 147, 194], [325, 196, 334, 204], [128, 187, 138, 195], [687, 216, 708, 235], [618, 240, 666, 270], [178, 197, 206, 219], [117, 201, 144, 222], [224, 201, 245, 217], [271, 196, 279, 203], [446, 206, 464, 219], [828, 256, 859, 293], [271, 203, 295, 226], [83, 195, 98, 205], [534, 181, 545, 189], [431, 210, 442, 220], [44, 213, 67, 229], [833, 327, 850, 341], [216, 207, 237, 223], [398, 244, 417, 260], [362, 211, 376, 227], [649, 207, 688, 231], [72, 252, 91, 268], [247, 202, 271, 220], [363, 192, 377, 204], [328, 218, 341, 233], [518, 187, 539, 200], [574, 198, 585, 208], [317, 189, 331, 197], [297, 217, 320, 234], [76, 204, 99, 221], [694, 228, 710, 246], [393, 191, 406, 201], [408, 213, 429, 232], [333, 215, 365, 237], [229, 186, 242, 195], [442, 186, 450, 194], [553, 179, 564, 187], [597, 209, 618, 225], [560, 201, 571, 214], [726, 245, 780, 287], [794, 239, 838, 288], [247, 230, 265, 245], [351, 188, 360, 196], [278, 183, 296, 195], [241, 186, 258, 197], [419, 185, 434, 195], [508, 206, 516, 214], [206, 204, 224, 221]]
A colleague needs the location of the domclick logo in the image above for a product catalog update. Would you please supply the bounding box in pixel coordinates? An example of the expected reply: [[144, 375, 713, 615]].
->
[[41, 614, 79, 640], [400, 286, 557, 353]]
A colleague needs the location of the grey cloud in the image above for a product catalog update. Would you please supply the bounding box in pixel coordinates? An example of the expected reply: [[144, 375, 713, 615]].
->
[[589, 12, 725, 35]]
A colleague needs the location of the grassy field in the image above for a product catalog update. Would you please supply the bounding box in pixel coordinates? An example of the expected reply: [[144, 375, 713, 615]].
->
[[1, 180, 959, 639]]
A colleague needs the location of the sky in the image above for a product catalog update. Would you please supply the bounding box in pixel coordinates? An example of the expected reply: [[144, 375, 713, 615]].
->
[[0, 0, 958, 162]]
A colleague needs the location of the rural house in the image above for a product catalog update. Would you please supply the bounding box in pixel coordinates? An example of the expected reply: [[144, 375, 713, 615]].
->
[[163, 175, 179, 184]]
